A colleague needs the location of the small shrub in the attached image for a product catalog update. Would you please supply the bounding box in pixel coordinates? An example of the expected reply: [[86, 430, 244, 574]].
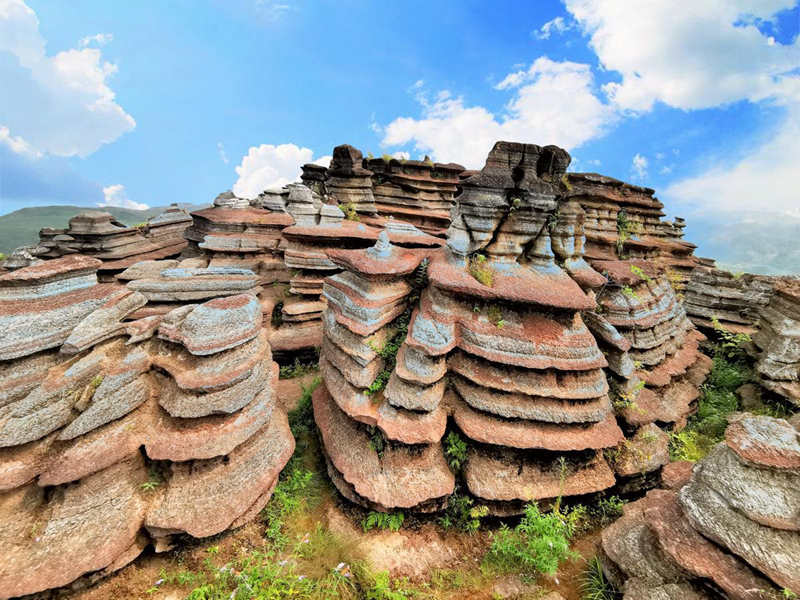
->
[[468, 254, 494, 287], [365, 311, 409, 397], [339, 202, 360, 222], [439, 492, 487, 533], [444, 431, 468, 472], [592, 495, 625, 526], [621, 285, 638, 300], [362, 511, 405, 532], [485, 502, 583, 577], [560, 173, 573, 192], [581, 555, 619, 600], [381, 154, 393, 163], [711, 317, 752, 362], [280, 357, 318, 379]]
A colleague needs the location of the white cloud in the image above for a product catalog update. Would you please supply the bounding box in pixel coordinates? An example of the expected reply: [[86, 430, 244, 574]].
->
[[311, 154, 332, 168], [217, 141, 229, 164], [631, 153, 648, 180], [659, 165, 673, 175], [0, 0, 134, 158], [381, 57, 617, 168], [533, 16, 573, 40], [233, 143, 331, 198], [565, 0, 800, 112], [78, 33, 112, 48], [0, 125, 41, 158], [99, 184, 148, 210], [664, 102, 800, 218]]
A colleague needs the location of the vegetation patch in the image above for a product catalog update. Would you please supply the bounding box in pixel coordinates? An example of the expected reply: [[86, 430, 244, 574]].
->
[[484, 502, 585, 578], [361, 511, 405, 533], [467, 253, 494, 287], [339, 202, 360, 222], [669, 325, 753, 462]]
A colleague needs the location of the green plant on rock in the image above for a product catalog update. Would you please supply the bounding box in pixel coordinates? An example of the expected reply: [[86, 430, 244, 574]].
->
[[382, 153, 393, 163], [365, 311, 409, 397], [629, 264, 651, 282], [439, 492, 488, 534], [621, 285, 638, 300], [444, 431, 468, 472], [140, 469, 162, 492], [711, 317, 752, 362], [361, 511, 405, 533], [560, 173, 573, 192], [485, 502, 583, 577], [468, 253, 494, 287], [368, 426, 386, 458]]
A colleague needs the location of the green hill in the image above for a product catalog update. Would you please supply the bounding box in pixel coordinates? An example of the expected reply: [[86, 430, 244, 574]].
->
[[0, 205, 204, 255]]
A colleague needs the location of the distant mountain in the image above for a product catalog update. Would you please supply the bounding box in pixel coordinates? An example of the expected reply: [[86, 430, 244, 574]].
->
[[0, 204, 206, 255]]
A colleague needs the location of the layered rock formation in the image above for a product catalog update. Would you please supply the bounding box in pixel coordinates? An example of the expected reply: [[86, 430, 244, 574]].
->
[[586, 260, 711, 487], [752, 280, 800, 407], [314, 142, 631, 515], [0, 257, 292, 597], [37, 206, 191, 278], [601, 413, 800, 598], [566, 173, 699, 293], [684, 264, 776, 334], [365, 156, 465, 237]]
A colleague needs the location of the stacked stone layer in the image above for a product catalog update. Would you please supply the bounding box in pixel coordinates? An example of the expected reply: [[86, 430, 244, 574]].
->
[[752, 280, 800, 406], [588, 260, 712, 485], [0, 258, 292, 598], [365, 157, 465, 237], [684, 264, 776, 334], [314, 142, 636, 515], [566, 173, 699, 292], [601, 413, 800, 599], [36, 207, 191, 277]]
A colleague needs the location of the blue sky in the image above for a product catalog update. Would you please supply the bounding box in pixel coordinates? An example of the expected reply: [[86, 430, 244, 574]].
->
[[1, 0, 799, 270]]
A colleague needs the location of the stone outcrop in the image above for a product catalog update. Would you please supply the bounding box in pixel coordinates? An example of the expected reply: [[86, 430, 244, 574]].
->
[[684, 264, 776, 334], [37, 206, 191, 277], [566, 173, 699, 293], [365, 156, 465, 237], [0, 253, 292, 597], [314, 142, 635, 515], [601, 413, 800, 598], [752, 280, 800, 406]]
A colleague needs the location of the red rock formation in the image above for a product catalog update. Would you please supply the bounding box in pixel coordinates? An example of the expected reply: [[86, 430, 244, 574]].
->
[[36, 207, 191, 278], [0, 268, 292, 596], [566, 173, 699, 293], [601, 413, 800, 597]]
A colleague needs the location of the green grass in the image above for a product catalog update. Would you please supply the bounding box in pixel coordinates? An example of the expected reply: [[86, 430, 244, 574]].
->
[[468, 254, 494, 287], [580, 556, 619, 600], [443, 432, 468, 472]]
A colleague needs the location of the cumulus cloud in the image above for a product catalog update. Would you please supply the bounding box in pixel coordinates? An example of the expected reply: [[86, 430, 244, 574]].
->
[[99, 184, 148, 210], [564, 0, 800, 112], [381, 57, 617, 168], [78, 33, 112, 48], [233, 143, 330, 198], [0, 0, 134, 158], [533, 16, 573, 40], [631, 153, 648, 180]]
